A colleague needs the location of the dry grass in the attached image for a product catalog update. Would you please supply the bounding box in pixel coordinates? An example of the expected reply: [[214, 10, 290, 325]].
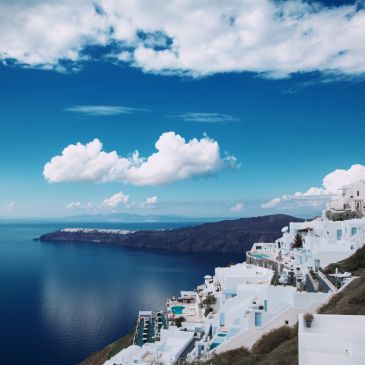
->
[[77, 331, 134, 365], [326, 245, 365, 276]]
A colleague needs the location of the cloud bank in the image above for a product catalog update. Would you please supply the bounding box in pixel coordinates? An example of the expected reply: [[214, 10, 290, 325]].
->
[[44, 132, 235, 186], [262, 164, 365, 209], [1, 0, 365, 78], [67, 192, 157, 211]]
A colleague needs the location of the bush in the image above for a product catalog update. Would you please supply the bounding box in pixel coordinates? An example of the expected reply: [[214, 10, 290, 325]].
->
[[174, 316, 185, 327], [303, 313, 313, 322], [204, 307, 213, 317], [291, 233, 303, 249], [252, 325, 295, 354]]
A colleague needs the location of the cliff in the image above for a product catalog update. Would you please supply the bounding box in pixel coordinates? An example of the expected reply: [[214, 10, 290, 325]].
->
[[40, 214, 304, 253]]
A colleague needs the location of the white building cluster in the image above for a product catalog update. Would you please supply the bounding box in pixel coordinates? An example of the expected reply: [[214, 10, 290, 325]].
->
[[104, 181, 365, 365], [327, 180, 365, 220]]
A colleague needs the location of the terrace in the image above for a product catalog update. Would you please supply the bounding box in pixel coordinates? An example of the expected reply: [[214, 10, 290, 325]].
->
[[133, 311, 168, 347]]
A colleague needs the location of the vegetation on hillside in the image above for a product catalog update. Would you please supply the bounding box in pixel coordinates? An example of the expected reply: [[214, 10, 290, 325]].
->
[[326, 244, 365, 276], [77, 331, 133, 365]]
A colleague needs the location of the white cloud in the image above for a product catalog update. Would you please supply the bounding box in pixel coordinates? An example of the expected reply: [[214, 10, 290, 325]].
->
[[8, 201, 17, 211], [67, 201, 82, 209], [322, 164, 365, 194], [67, 192, 158, 211], [101, 192, 129, 207], [230, 202, 244, 213], [65, 105, 148, 116], [172, 112, 239, 123], [262, 164, 365, 209], [67, 201, 94, 209], [140, 195, 158, 208], [145, 196, 157, 205], [1, 1, 365, 79], [261, 197, 281, 209], [44, 132, 235, 186]]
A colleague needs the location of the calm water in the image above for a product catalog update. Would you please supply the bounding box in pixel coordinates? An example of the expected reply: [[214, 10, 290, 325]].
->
[[0, 222, 242, 365]]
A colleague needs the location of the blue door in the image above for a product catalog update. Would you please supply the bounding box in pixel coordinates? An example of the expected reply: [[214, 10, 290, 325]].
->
[[255, 312, 262, 326], [264, 300, 268, 312], [219, 312, 225, 326], [337, 229, 342, 240]]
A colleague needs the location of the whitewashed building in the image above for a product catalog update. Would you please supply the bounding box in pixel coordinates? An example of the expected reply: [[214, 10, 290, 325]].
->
[[327, 180, 365, 220], [249, 216, 365, 269]]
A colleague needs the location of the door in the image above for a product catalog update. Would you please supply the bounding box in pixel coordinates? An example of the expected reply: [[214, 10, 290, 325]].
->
[[219, 312, 225, 326], [255, 312, 262, 326]]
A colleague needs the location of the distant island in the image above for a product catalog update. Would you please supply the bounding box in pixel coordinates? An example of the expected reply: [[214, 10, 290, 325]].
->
[[39, 214, 304, 253]]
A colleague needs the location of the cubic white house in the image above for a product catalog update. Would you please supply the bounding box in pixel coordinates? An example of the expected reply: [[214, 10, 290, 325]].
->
[[327, 180, 365, 220]]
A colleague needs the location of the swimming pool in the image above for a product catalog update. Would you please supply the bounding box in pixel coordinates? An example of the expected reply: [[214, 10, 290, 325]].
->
[[171, 305, 185, 315], [251, 253, 270, 259], [210, 332, 227, 350]]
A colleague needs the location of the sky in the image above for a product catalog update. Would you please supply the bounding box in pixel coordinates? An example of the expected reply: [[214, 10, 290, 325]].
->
[[0, 0, 365, 219]]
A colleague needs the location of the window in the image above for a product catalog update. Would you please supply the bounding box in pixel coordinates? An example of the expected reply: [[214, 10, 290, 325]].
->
[[357, 190, 360, 197], [337, 229, 342, 240], [352, 227, 357, 236]]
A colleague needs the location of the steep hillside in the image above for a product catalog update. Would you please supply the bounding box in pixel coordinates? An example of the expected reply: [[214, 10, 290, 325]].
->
[[40, 214, 303, 253], [77, 332, 133, 365]]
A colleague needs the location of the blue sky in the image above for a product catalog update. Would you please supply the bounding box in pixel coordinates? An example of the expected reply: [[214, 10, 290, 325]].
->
[[0, 0, 365, 218]]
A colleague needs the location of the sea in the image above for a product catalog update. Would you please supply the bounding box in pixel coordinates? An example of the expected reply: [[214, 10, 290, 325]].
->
[[0, 221, 242, 365]]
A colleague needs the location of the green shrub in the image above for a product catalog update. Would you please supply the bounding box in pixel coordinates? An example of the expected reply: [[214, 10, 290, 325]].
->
[[252, 325, 295, 354]]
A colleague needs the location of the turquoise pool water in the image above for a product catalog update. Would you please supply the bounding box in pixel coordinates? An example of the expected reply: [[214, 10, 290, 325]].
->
[[210, 332, 227, 350], [171, 305, 185, 315], [251, 253, 270, 259]]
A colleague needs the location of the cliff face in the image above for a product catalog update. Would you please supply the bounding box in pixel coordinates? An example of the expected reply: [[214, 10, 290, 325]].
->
[[40, 214, 303, 253]]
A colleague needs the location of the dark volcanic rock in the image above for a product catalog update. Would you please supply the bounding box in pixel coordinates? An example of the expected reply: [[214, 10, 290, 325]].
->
[[39, 214, 304, 253]]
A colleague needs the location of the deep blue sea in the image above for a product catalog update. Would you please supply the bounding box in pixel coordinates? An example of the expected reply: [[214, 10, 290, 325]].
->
[[0, 222, 242, 365]]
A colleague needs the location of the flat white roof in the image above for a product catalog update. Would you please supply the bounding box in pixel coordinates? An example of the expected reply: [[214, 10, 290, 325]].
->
[[300, 314, 365, 337]]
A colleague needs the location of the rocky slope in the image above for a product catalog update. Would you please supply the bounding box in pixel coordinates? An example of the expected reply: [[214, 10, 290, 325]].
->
[[40, 214, 304, 253]]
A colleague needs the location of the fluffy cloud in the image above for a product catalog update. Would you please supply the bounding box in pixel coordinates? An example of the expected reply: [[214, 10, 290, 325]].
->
[[261, 198, 282, 209], [322, 164, 365, 194], [140, 195, 158, 208], [65, 105, 148, 116], [101, 192, 129, 207], [230, 202, 244, 213], [44, 132, 234, 186], [1, 1, 365, 78], [262, 164, 365, 209], [145, 196, 157, 205]]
